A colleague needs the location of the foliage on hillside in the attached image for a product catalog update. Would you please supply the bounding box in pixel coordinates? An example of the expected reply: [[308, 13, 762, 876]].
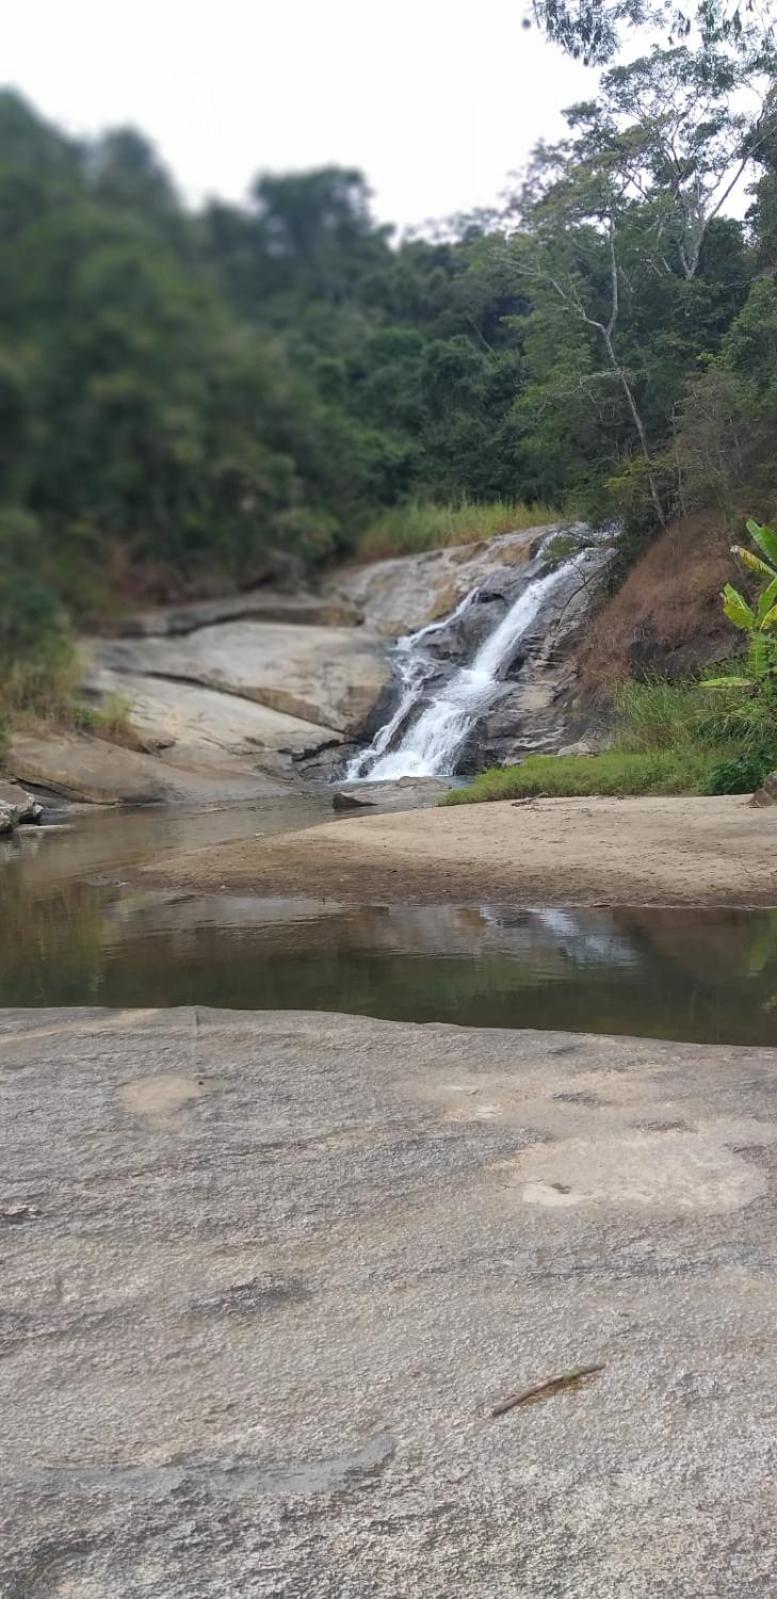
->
[[1, 17, 776, 707]]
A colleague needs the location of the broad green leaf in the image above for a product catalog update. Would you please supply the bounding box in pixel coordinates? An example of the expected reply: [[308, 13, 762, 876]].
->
[[735, 545, 777, 581], [760, 601, 777, 631], [750, 634, 769, 674], [746, 519, 777, 568], [722, 584, 755, 630], [756, 577, 777, 624], [701, 676, 751, 689]]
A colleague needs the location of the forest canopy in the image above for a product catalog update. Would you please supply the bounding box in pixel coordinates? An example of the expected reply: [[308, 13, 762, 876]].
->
[[0, 23, 776, 626]]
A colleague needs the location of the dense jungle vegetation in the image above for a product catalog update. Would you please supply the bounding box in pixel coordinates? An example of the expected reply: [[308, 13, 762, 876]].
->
[[1, 0, 777, 737]]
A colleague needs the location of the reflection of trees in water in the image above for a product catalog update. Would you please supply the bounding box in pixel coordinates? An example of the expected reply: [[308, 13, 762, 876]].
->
[[4, 825, 777, 1041], [0, 868, 111, 1005], [613, 907, 777, 988]]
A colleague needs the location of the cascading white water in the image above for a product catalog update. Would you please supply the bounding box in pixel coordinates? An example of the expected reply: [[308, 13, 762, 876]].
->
[[349, 546, 592, 781]]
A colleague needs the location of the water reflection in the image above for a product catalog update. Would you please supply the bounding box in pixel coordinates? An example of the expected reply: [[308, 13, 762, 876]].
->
[[2, 809, 777, 1042]]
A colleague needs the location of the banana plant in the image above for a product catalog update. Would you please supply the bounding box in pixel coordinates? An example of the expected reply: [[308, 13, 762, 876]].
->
[[706, 520, 777, 690]]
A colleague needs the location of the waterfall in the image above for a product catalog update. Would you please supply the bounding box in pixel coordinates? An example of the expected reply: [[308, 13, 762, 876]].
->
[[347, 544, 594, 782]]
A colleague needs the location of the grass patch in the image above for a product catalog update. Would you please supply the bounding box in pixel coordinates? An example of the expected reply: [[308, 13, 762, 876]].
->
[[446, 673, 777, 805], [0, 655, 146, 755], [442, 749, 719, 803], [357, 500, 559, 561], [71, 693, 147, 751]]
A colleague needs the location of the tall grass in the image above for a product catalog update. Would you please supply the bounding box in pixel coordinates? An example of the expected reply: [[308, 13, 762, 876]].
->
[[0, 657, 144, 753], [357, 500, 559, 561], [445, 672, 777, 805], [613, 677, 711, 752], [442, 749, 719, 803]]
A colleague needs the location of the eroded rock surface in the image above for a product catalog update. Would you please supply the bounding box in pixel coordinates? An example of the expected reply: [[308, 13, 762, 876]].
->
[[87, 621, 389, 738], [3, 1006, 777, 1595], [327, 524, 549, 636], [83, 669, 336, 768], [109, 587, 361, 637], [6, 731, 288, 806]]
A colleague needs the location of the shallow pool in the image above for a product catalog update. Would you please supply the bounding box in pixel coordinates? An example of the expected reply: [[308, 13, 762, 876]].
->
[[2, 804, 777, 1044]]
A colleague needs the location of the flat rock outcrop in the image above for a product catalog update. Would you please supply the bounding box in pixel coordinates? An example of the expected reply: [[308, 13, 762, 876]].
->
[[110, 588, 361, 637], [87, 621, 389, 739], [4, 1005, 777, 1596], [6, 731, 288, 806], [83, 669, 336, 768]]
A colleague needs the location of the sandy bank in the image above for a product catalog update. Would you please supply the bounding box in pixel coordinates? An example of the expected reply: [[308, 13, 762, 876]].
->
[[139, 792, 777, 907]]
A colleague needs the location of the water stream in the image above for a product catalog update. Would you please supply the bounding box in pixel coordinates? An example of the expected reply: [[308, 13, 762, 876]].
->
[[349, 542, 594, 781], [2, 808, 777, 1044]]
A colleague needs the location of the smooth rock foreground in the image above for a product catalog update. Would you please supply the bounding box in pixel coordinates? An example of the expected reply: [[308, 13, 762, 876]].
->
[[3, 1007, 777, 1595]]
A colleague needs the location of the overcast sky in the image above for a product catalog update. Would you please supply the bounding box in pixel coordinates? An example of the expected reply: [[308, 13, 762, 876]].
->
[[4, 0, 597, 230]]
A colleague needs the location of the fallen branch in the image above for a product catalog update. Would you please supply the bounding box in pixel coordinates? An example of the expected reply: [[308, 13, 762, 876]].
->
[[490, 1363, 605, 1418]]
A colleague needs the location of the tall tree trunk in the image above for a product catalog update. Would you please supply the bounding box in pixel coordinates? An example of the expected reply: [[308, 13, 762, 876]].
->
[[600, 326, 664, 524]]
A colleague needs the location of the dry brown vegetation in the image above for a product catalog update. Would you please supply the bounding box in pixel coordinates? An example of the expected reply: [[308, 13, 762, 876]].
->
[[579, 515, 737, 691]]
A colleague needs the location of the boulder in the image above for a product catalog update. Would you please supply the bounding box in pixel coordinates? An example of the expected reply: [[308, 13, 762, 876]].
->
[[332, 776, 453, 811], [0, 779, 43, 831], [6, 732, 290, 807], [751, 773, 777, 807], [89, 621, 390, 735], [80, 668, 337, 771]]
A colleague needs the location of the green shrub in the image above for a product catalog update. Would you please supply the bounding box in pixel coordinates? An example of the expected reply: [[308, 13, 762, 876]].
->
[[542, 532, 581, 567], [83, 692, 145, 750], [442, 749, 718, 803], [699, 750, 777, 795]]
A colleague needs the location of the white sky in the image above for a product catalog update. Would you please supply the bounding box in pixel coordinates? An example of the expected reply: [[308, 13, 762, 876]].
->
[[3, 0, 597, 230]]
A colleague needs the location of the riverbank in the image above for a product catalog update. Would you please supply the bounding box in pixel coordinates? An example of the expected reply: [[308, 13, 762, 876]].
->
[[138, 793, 777, 908], [4, 1004, 777, 1595]]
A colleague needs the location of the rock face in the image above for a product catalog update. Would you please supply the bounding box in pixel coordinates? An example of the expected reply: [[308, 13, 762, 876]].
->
[[6, 731, 289, 806], [0, 779, 42, 832], [89, 621, 388, 734], [474, 543, 615, 765], [4, 1005, 777, 1596], [327, 524, 547, 637], [109, 588, 361, 637], [13, 528, 617, 805], [83, 670, 337, 768], [74, 587, 391, 801]]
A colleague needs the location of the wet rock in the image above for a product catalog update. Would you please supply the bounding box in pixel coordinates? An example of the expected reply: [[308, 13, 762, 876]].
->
[[326, 525, 556, 636], [0, 779, 43, 831], [350, 533, 617, 777], [332, 776, 453, 811]]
